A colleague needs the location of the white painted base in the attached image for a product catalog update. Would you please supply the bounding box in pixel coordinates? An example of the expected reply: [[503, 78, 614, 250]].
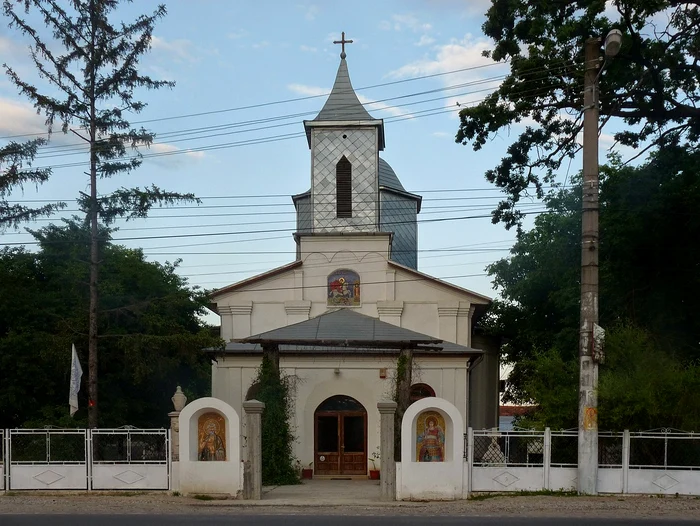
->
[[397, 460, 463, 500], [171, 461, 180, 491], [9, 465, 88, 490], [91, 464, 168, 490], [0, 464, 4, 490], [177, 459, 241, 496]]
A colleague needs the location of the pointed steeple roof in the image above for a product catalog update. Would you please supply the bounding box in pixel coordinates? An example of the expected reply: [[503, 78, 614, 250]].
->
[[313, 57, 374, 121]]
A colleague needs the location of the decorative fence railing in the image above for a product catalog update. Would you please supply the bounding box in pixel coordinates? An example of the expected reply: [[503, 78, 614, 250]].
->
[[1, 427, 169, 491], [465, 428, 700, 495]]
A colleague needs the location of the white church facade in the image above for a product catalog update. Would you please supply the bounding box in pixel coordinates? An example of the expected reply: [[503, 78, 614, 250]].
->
[[208, 46, 499, 477]]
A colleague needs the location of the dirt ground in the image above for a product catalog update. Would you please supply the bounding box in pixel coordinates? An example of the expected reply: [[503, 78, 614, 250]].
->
[[1, 492, 700, 519]]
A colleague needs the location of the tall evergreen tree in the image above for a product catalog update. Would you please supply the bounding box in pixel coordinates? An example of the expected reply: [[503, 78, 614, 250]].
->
[[3, 0, 198, 426]]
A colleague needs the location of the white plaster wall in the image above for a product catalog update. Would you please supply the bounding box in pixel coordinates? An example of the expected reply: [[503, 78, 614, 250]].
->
[[178, 397, 241, 496], [397, 397, 465, 500], [214, 355, 469, 471]]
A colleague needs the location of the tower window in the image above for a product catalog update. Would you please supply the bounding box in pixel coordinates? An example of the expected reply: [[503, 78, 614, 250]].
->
[[336, 156, 352, 218]]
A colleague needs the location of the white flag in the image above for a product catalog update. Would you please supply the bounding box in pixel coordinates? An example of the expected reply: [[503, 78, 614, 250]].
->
[[69, 344, 83, 417]]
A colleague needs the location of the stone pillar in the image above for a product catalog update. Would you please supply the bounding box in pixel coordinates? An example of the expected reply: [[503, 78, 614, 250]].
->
[[378, 400, 397, 501], [243, 399, 265, 500], [169, 386, 187, 461]]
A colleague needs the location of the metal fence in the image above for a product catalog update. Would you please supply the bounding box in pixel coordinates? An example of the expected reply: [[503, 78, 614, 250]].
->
[[629, 430, 700, 470], [466, 428, 700, 495], [2, 427, 169, 491]]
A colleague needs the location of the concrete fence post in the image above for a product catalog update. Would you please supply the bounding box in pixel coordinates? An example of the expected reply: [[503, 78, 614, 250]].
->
[[377, 400, 397, 501], [467, 427, 474, 494], [544, 427, 551, 490], [622, 430, 630, 494], [169, 386, 187, 462], [243, 400, 265, 500]]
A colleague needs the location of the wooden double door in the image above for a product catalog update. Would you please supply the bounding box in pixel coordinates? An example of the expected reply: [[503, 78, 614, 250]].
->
[[314, 396, 367, 476]]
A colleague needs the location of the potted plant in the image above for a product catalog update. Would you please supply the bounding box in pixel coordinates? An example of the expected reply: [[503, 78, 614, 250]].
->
[[301, 461, 313, 479], [369, 449, 380, 480]]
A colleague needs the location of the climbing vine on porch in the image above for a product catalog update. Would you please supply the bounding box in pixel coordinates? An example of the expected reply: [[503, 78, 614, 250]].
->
[[252, 354, 299, 485]]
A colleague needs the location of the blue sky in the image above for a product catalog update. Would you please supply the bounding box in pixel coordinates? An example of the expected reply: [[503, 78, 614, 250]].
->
[[1, 0, 585, 312]]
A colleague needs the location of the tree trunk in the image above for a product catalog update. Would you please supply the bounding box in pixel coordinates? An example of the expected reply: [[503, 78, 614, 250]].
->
[[394, 348, 413, 461], [87, 2, 99, 429]]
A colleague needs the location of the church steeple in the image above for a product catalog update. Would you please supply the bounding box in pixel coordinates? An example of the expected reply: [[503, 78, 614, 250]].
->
[[313, 57, 373, 122], [304, 33, 385, 150]]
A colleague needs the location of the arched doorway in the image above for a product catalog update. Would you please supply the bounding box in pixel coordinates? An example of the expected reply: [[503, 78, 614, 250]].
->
[[314, 395, 367, 476]]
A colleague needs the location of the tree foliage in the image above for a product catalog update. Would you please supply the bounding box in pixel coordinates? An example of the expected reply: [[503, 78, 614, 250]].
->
[[2, 0, 199, 426], [488, 149, 700, 430], [0, 221, 220, 429], [458, 0, 700, 228], [253, 355, 299, 486], [1, 139, 65, 229]]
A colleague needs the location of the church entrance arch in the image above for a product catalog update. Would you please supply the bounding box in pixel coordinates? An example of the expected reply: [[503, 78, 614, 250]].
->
[[314, 395, 367, 476]]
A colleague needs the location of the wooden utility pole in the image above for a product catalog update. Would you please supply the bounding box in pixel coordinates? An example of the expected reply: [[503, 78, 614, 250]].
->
[[578, 36, 601, 495]]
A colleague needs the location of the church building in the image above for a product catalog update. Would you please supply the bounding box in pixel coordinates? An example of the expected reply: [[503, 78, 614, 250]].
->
[[208, 41, 499, 477]]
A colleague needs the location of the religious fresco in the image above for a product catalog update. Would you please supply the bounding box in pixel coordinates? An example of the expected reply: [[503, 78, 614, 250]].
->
[[416, 410, 446, 462], [198, 412, 226, 461], [327, 269, 361, 306]]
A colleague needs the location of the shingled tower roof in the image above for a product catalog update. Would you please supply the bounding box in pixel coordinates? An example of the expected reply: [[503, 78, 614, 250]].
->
[[313, 57, 374, 121]]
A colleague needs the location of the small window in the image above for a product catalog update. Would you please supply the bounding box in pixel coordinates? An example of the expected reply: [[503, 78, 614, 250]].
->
[[336, 156, 352, 218], [410, 383, 436, 404]]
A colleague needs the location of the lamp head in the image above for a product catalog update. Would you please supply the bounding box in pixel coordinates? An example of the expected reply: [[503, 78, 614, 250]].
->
[[604, 29, 622, 57]]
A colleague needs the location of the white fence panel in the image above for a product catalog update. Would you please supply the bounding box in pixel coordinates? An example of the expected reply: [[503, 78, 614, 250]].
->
[[90, 428, 169, 490], [8, 429, 88, 490], [91, 464, 168, 490], [10, 465, 88, 490]]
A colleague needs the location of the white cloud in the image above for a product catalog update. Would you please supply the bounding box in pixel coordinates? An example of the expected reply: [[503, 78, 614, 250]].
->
[[287, 84, 327, 97], [151, 36, 197, 63], [227, 30, 247, 40], [298, 4, 319, 21], [432, 131, 452, 138], [387, 35, 507, 116], [0, 98, 42, 134], [415, 35, 435, 47], [252, 41, 270, 49], [300, 45, 318, 53], [143, 142, 205, 168], [384, 13, 432, 33]]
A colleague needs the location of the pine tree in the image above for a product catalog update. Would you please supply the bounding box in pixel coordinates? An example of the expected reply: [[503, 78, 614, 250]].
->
[[3, 0, 198, 427]]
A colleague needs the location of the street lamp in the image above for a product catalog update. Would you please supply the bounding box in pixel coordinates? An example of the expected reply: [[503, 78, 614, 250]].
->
[[578, 29, 621, 496]]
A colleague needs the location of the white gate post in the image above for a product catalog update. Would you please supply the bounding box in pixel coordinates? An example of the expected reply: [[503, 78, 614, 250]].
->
[[467, 427, 474, 494], [622, 430, 630, 494], [87, 429, 93, 491], [543, 428, 551, 490]]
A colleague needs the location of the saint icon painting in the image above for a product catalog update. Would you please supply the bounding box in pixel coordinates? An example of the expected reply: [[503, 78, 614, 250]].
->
[[416, 410, 446, 462], [198, 412, 226, 461], [327, 269, 361, 306]]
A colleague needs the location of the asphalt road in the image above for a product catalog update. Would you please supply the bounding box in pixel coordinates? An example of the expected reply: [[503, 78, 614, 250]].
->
[[0, 516, 697, 525]]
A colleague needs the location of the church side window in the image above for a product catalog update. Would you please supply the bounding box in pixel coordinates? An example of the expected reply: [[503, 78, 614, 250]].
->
[[336, 156, 352, 218]]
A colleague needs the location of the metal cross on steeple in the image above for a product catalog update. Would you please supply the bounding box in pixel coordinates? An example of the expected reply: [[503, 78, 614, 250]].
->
[[333, 31, 353, 59]]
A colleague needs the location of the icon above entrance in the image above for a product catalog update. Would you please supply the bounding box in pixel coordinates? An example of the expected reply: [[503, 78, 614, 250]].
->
[[314, 395, 367, 476]]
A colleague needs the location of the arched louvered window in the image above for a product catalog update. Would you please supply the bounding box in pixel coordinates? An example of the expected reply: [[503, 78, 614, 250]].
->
[[336, 156, 352, 218]]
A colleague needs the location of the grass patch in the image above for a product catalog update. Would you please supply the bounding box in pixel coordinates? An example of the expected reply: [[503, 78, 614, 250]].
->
[[192, 494, 215, 501], [3, 491, 19, 497], [171, 491, 181, 497]]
